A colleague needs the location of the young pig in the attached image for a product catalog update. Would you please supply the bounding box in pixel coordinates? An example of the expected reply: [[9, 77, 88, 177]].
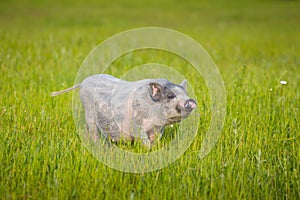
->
[[52, 74, 197, 147]]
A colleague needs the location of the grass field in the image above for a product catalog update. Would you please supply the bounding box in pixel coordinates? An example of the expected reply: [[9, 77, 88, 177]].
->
[[1, 0, 300, 199]]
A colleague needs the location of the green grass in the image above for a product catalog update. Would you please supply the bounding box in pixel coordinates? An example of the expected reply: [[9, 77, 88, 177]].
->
[[1, 0, 300, 199]]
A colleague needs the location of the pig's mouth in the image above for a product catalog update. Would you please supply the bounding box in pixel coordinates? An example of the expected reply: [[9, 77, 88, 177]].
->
[[166, 111, 192, 124], [166, 116, 183, 124], [180, 109, 194, 119]]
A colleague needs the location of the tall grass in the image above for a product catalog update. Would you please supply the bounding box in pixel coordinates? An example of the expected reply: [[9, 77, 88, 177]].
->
[[1, 0, 299, 199]]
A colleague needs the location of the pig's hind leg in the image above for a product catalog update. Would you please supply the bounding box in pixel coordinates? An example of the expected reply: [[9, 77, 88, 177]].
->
[[80, 97, 100, 142], [85, 118, 100, 142]]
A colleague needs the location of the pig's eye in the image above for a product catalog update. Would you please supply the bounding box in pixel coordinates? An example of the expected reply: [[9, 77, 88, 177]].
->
[[167, 94, 176, 99]]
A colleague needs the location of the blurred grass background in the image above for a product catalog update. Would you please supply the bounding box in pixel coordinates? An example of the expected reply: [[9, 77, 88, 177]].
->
[[0, 0, 300, 199]]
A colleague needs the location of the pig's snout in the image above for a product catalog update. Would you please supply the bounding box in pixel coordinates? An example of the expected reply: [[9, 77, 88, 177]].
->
[[184, 99, 197, 110]]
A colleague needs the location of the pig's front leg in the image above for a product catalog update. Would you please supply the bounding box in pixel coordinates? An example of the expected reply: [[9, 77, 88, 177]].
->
[[138, 130, 151, 149], [141, 127, 161, 148]]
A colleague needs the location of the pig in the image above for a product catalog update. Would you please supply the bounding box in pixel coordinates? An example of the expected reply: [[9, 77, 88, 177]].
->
[[52, 74, 197, 147]]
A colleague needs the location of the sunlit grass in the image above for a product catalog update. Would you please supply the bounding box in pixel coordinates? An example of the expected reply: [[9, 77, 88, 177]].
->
[[0, 0, 300, 199]]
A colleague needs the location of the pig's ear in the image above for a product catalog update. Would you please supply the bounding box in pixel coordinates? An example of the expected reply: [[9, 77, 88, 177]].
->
[[180, 80, 187, 91], [149, 83, 162, 101]]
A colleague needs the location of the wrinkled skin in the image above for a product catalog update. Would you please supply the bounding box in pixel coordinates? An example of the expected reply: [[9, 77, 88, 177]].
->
[[79, 74, 197, 147]]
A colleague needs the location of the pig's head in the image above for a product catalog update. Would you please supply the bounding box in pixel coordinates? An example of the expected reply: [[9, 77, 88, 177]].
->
[[148, 79, 197, 125]]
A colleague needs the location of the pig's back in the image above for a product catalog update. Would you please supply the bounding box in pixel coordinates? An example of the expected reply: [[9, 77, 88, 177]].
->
[[81, 74, 126, 88]]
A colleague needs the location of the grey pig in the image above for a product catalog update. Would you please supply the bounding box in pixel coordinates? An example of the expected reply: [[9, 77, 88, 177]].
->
[[52, 74, 197, 147]]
